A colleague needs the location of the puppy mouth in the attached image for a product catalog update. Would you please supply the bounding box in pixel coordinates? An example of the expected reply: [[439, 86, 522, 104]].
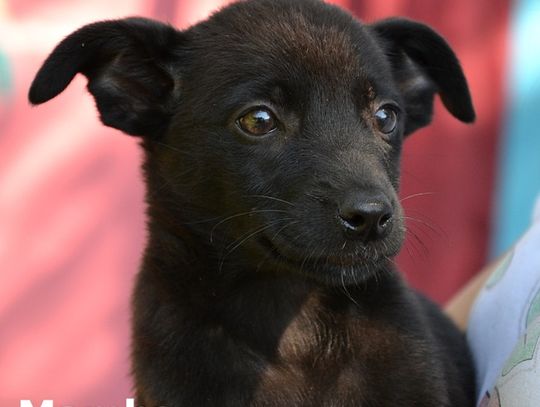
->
[[257, 234, 395, 277]]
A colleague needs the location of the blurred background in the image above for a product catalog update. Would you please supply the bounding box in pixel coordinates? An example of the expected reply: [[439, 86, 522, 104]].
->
[[1, 0, 539, 405]]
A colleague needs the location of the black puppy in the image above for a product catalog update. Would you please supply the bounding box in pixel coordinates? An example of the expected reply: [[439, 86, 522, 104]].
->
[[29, 0, 476, 405]]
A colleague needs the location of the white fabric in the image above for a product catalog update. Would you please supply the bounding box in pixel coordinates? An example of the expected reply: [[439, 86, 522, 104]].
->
[[467, 196, 540, 406]]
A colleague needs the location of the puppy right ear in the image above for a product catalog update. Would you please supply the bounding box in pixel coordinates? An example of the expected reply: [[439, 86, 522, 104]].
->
[[29, 18, 183, 137], [369, 18, 475, 135]]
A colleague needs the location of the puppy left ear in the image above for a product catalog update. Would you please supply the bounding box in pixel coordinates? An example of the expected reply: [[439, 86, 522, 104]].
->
[[369, 18, 475, 135], [29, 18, 183, 137]]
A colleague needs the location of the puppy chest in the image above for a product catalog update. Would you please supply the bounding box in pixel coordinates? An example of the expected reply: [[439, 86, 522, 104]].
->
[[250, 315, 439, 406]]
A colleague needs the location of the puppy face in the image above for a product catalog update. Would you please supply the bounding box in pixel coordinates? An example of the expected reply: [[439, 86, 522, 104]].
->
[[29, 0, 474, 285]]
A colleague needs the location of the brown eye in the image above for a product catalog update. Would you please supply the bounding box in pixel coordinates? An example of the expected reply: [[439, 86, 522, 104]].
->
[[237, 108, 277, 136], [374, 105, 398, 134]]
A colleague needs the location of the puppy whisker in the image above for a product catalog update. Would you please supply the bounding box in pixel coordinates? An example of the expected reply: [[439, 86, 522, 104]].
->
[[399, 191, 436, 203], [245, 194, 296, 207], [401, 215, 444, 238], [155, 141, 184, 153], [340, 265, 359, 306], [209, 209, 289, 243], [255, 220, 300, 272], [219, 219, 292, 272]]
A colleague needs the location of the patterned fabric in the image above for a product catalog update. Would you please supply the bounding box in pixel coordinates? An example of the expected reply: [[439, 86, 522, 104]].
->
[[469, 197, 540, 406]]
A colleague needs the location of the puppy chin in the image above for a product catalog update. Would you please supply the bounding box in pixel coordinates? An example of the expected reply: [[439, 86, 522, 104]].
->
[[303, 259, 393, 286], [258, 235, 401, 286]]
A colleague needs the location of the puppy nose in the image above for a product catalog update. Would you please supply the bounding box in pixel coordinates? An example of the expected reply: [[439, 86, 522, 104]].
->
[[338, 197, 393, 241]]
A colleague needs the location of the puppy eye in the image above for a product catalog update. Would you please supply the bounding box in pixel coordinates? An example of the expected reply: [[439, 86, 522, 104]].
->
[[374, 105, 398, 134], [237, 107, 277, 136]]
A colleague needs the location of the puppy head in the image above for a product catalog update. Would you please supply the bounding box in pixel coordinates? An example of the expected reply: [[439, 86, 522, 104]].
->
[[29, 0, 474, 285]]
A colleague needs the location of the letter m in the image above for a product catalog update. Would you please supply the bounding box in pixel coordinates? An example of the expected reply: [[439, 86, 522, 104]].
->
[[21, 401, 53, 407]]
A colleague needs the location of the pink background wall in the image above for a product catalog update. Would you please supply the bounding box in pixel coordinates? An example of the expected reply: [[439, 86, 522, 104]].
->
[[0, 0, 508, 404]]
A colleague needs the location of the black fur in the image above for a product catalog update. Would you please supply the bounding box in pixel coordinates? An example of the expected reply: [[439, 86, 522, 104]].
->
[[29, 0, 476, 406]]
